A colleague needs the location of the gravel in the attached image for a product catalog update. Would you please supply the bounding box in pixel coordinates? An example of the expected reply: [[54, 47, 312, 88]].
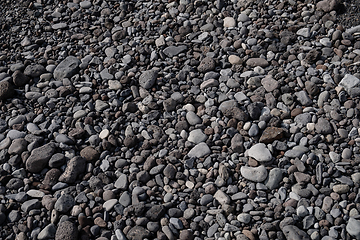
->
[[2, 0, 360, 240]]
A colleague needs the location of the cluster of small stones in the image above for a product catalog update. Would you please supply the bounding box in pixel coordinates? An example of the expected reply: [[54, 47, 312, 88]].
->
[[3, 0, 360, 240]]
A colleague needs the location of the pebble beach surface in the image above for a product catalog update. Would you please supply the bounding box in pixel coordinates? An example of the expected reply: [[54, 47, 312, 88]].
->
[[2, 0, 360, 240]]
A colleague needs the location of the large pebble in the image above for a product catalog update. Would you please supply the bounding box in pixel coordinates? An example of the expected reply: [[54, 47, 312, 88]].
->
[[163, 45, 187, 57], [214, 190, 230, 205], [246, 58, 269, 68], [126, 226, 151, 240], [187, 129, 208, 144], [282, 225, 310, 240], [21, 199, 41, 212], [139, 70, 157, 89], [198, 57, 216, 73], [228, 55, 241, 65], [26, 143, 56, 173], [265, 168, 283, 190], [339, 74, 360, 93], [53, 56, 80, 80], [347, 218, 360, 239], [55, 221, 78, 240], [58, 156, 86, 183], [223, 17, 236, 27], [188, 142, 211, 158], [186, 111, 201, 125], [54, 194, 75, 213], [38, 223, 56, 240], [0, 80, 15, 100], [248, 143, 272, 162], [315, 118, 333, 134], [240, 165, 268, 182], [24, 64, 45, 77]]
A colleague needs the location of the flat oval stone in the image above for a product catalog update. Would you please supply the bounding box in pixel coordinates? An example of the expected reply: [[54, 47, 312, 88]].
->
[[240, 165, 268, 182], [333, 184, 350, 194], [103, 199, 118, 211], [228, 55, 242, 65], [0, 137, 12, 150], [73, 110, 87, 119], [52, 23, 68, 30], [246, 58, 269, 68], [27, 189, 45, 198], [27, 123, 40, 133], [99, 129, 110, 139], [55, 134, 74, 145], [7, 130, 26, 140]]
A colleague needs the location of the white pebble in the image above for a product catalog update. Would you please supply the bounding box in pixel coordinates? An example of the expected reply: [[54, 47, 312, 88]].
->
[[99, 129, 110, 139]]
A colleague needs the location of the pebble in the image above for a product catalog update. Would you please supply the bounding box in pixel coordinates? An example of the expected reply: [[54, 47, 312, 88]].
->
[[55, 221, 78, 240], [25, 143, 56, 173], [186, 111, 202, 125], [282, 225, 310, 240], [333, 184, 350, 194], [139, 70, 157, 89], [27, 190, 45, 198], [297, 28, 311, 38], [80, 146, 99, 162], [187, 129, 208, 144], [240, 165, 268, 182], [58, 156, 86, 183], [115, 174, 128, 190], [127, 226, 151, 240], [237, 213, 251, 224], [80, 1, 91, 9], [228, 55, 242, 65], [53, 56, 80, 80], [163, 45, 187, 58], [187, 142, 211, 158], [37, 223, 56, 240], [103, 199, 118, 211], [246, 58, 269, 68], [198, 57, 216, 73], [99, 129, 110, 139], [54, 194, 75, 213], [21, 199, 41, 213], [108, 80, 122, 90], [248, 143, 272, 162], [265, 168, 283, 190], [214, 190, 230, 205], [0, 80, 14, 100], [223, 17, 236, 28], [347, 218, 360, 239]]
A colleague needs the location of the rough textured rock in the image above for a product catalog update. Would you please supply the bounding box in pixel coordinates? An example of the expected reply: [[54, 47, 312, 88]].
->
[[282, 225, 310, 240], [25, 143, 56, 173], [12, 70, 29, 87], [197, 57, 216, 72], [260, 127, 284, 143], [80, 146, 99, 162], [0, 80, 15, 100], [126, 226, 151, 240], [316, 0, 341, 12], [139, 70, 158, 89], [58, 156, 86, 183], [55, 221, 78, 240]]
